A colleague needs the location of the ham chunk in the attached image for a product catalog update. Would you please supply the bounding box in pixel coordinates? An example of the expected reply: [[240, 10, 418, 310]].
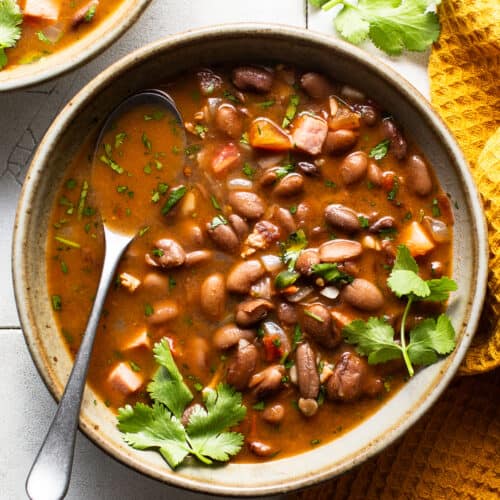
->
[[23, 0, 61, 21], [107, 363, 143, 395], [211, 143, 241, 176], [123, 330, 151, 352], [292, 114, 328, 155]]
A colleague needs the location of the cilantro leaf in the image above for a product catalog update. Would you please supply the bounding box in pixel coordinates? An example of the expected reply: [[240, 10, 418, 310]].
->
[[423, 277, 458, 302], [190, 431, 245, 463], [343, 317, 403, 364], [280, 229, 308, 270], [407, 314, 456, 365], [369, 139, 390, 160], [161, 185, 187, 215], [335, 6, 371, 45], [147, 339, 193, 419], [388, 269, 430, 298], [0, 0, 23, 70], [117, 402, 190, 469], [392, 244, 418, 273]]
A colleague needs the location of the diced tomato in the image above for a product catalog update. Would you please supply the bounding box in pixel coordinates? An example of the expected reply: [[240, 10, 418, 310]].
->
[[399, 221, 435, 257], [23, 0, 61, 21], [291, 113, 328, 155], [262, 334, 284, 362], [381, 171, 397, 191], [211, 143, 241, 176], [249, 118, 293, 151]]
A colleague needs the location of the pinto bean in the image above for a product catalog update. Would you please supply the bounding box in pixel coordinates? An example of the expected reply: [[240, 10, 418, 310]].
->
[[215, 104, 243, 139], [147, 300, 179, 325], [296, 342, 320, 399], [295, 248, 320, 276], [319, 239, 363, 263], [226, 259, 265, 294], [248, 440, 276, 457], [228, 191, 265, 220], [274, 207, 296, 234], [297, 161, 320, 177], [226, 339, 258, 390], [235, 298, 274, 327], [302, 304, 339, 349], [232, 66, 273, 93], [197, 68, 223, 95], [300, 72, 333, 99], [146, 239, 185, 269], [258, 169, 278, 187], [326, 351, 383, 401], [324, 129, 358, 155], [342, 278, 383, 311], [356, 104, 379, 126], [298, 398, 319, 417], [262, 403, 285, 424], [213, 323, 256, 350], [71, 0, 98, 28], [273, 173, 304, 197], [185, 250, 213, 267], [367, 160, 383, 186], [277, 302, 298, 325], [249, 365, 285, 397], [228, 214, 249, 240], [200, 273, 226, 319], [207, 223, 240, 253], [407, 154, 433, 196], [369, 216, 396, 233], [295, 202, 312, 228], [324, 204, 360, 233], [382, 119, 407, 160], [340, 151, 368, 185], [143, 272, 168, 292]]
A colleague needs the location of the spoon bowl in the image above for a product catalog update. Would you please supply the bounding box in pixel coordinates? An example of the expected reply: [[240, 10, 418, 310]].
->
[[25, 90, 184, 500]]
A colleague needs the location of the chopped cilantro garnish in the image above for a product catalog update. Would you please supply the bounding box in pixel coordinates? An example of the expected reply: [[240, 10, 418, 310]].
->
[[138, 226, 150, 237], [369, 139, 390, 160], [54, 236, 80, 249], [387, 176, 399, 201], [114, 132, 127, 148], [129, 361, 141, 372], [252, 401, 265, 411], [432, 198, 441, 217], [144, 303, 154, 317], [289, 205, 297, 215], [84, 4, 96, 22], [275, 163, 295, 180], [223, 90, 239, 103], [144, 110, 165, 121], [209, 214, 228, 229], [51, 295, 62, 311], [259, 99, 275, 109], [242, 162, 256, 179], [142, 132, 152, 153], [311, 263, 353, 284], [239, 132, 250, 145], [0, 0, 23, 70], [36, 31, 52, 44], [275, 270, 300, 289], [358, 215, 370, 228], [117, 340, 246, 468], [282, 95, 299, 128], [210, 195, 221, 211], [304, 310, 325, 323], [279, 229, 308, 270], [184, 144, 201, 157], [161, 185, 187, 215]]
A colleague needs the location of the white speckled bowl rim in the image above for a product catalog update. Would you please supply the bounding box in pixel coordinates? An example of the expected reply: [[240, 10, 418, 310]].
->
[[13, 24, 488, 497], [0, 0, 151, 92]]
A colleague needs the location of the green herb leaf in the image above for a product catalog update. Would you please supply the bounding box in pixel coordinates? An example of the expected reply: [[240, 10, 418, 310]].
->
[[51, 294, 62, 311], [209, 214, 228, 229], [311, 263, 353, 284], [369, 139, 390, 160], [388, 269, 430, 298], [282, 95, 300, 128], [424, 277, 458, 302], [0, 0, 23, 70], [275, 270, 300, 289], [242, 162, 256, 179], [161, 185, 187, 215], [280, 229, 308, 270]]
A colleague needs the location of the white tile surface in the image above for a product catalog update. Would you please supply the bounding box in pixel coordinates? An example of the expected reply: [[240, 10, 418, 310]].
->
[[0, 0, 433, 498]]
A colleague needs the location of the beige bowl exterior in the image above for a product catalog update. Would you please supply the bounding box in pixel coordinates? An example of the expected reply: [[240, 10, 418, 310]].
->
[[13, 25, 488, 496], [0, 0, 151, 92]]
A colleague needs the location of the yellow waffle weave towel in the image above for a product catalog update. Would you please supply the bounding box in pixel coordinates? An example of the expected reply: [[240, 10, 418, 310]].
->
[[429, 0, 500, 374]]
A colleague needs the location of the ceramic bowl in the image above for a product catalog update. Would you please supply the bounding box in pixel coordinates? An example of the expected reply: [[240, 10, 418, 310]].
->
[[12, 25, 488, 496], [0, 0, 151, 92]]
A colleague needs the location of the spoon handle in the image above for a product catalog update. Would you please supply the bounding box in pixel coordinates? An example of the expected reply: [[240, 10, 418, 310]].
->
[[26, 227, 132, 500]]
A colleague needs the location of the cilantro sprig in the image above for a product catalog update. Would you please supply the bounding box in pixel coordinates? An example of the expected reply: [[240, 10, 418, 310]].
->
[[0, 0, 23, 70], [343, 245, 457, 376], [117, 339, 246, 468], [309, 0, 441, 56]]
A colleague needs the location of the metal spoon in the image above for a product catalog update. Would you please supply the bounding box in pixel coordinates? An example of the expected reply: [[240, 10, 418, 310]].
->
[[26, 90, 184, 500]]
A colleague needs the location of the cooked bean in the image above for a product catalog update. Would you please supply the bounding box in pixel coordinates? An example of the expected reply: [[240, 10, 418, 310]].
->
[[249, 365, 285, 397], [146, 238, 185, 268], [226, 259, 265, 294], [326, 351, 382, 401], [185, 250, 213, 267], [213, 323, 256, 350], [369, 216, 395, 233], [215, 103, 243, 139], [297, 161, 320, 177], [259, 169, 278, 187], [232, 66, 273, 93], [189, 336, 210, 371], [300, 72, 333, 99], [295, 202, 312, 228], [185, 222, 204, 246], [367, 160, 383, 186], [228, 214, 249, 240], [197, 68, 223, 95], [324, 204, 360, 233], [330, 311, 350, 345], [274, 207, 296, 234], [262, 403, 285, 424], [262, 321, 292, 353], [235, 298, 274, 327], [273, 173, 304, 197], [200, 273, 226, 319], [298, 398, 319, 417], [407, 154, 432, 196], [147, 300, 179, 325], [296, 342, 320, 398], [248, 440, 276, 457], [356, 104, 379, 126], [71, 1, 98, 28], [277, 302, 298, 325], [142, 272, 168, 292], [324, 129, 358, 155], [382, 119, 407, 160], [207, 223, 240, 253], [302, 304, 339, 349], [340, 151, 368, 185], [226, 339, 258, 390], [319, 239, 363, 263], [295, 248, 320, 276], [228, 191, 265, 220], [342, 278, 383, 311]]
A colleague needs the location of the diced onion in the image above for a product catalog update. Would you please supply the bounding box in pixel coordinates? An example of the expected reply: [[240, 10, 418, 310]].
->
[[227, 178, 253, 190], [260, 254, 283, 273], [258, 154, 285, 169], [43, 23, 63, 43], [207, 98, 222, 118], [424, 216, 450, 243], [287, 286, 314, 303], [319, 286, 340, 300], [250, 277, 272, 300]]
